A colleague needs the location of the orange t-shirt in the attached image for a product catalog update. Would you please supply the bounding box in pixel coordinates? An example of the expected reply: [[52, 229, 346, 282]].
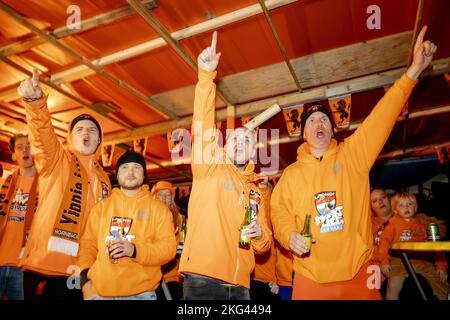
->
[[0, 176, 35, 266]]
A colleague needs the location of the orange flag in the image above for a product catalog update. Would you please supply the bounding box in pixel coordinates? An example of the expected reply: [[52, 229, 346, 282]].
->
[[168, 129, 184, 152], [282, 104, 303, 137], [328, 94, 351, 129], [101, 144, 115, 167], [133, 137, 148, 156]]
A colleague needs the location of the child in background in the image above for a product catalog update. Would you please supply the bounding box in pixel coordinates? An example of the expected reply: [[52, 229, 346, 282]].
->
[[379, 192, 448, 300]]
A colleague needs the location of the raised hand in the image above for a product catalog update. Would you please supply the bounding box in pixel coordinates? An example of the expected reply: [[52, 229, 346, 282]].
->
[[17, 68, 43, 101], [407, 26, 437, 80], [198, 31, 221, 72]]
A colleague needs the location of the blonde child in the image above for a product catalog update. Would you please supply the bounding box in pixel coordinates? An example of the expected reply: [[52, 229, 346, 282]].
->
[[379, 192, 448, 300]]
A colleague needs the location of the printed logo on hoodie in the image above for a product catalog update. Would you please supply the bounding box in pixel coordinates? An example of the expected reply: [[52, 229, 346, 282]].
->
[[314, 191, 344, 233]]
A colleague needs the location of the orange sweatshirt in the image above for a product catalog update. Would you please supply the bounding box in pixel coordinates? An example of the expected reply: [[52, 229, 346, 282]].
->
[[371, 214, 392, 264], [20, 97, 111, 276], [179, 69, 272, 289], [371, 213, 446, 264], [378, 215, 447, 269], [275, 242, 293, 287], [253, 186, 277, 283], [163, 212, 182, 284], [0, 175, 36, 266], [271, 73, 417, 283], [78, 186, 177, 297]]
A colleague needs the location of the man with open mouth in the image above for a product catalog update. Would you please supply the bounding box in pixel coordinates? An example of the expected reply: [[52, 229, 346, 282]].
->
[[271, 26, 438, 300], [16, 69, 111, 300], [0, 134, 37, 300]]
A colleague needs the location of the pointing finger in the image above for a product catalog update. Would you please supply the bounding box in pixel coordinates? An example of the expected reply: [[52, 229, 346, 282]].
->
[[32, 68, 40, 87], [211, 31, 217, 53], [414, 25, 427, 51]]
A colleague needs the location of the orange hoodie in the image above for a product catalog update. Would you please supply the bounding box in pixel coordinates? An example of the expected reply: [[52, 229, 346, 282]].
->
[[162, 212, 183, 284], [271, 73, 417, 283], [179, 69, 272, 289], [275, 242, 293, 287], [20, 96, 111, 276], [378, 215, 447, 269], [371, 214, 392, 264], [78, 186, 177, 297], [371, 213, 446, 264], [252, 186, 277, 283]]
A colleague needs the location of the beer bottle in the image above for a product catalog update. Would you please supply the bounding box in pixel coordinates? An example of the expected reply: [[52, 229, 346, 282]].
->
[[300, 215, 312, 255], [239, 206, 252, 248], [180, 214, 186, 244]]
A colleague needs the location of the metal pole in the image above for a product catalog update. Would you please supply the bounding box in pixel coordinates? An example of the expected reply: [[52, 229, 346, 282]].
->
[[400, 251, 427, 300]]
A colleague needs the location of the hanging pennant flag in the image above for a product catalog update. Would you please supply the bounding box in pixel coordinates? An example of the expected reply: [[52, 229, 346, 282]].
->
[[282, 104, 303, 137], [168, 129, 184, 152], [384, 85, 409, 115], [133, 137, 148, 156], [435, 146, 449, 164], [178, 185, 191, 199], [328, 94, 351, 129], [101, 144, 115, 167]]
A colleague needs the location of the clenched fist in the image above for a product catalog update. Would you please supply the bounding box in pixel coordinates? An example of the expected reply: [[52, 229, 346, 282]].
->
[[17, 68, 43, 101]]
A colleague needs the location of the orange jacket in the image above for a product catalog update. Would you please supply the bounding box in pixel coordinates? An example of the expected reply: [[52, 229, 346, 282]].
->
[[20, 97, 111, 276], [378, 215, 447, 269], [163, 212, 182, 283], [0, 175, 36, 266], [179, 69, 272, 289], [371, 213, 446, 264], [78, 186, 177, 297], [371, 214, 392, 264], [252, 186, 277, 283], [275, 242, 293, 287], [271, 74, 417, 283]]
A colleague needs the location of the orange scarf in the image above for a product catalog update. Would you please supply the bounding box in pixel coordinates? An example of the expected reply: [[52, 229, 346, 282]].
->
[[48, 153, 88, 257]]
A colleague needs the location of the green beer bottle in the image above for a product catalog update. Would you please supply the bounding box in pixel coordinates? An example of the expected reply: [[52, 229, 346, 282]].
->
[[301, 214, 312, 254], [239, 206, 252, 248]]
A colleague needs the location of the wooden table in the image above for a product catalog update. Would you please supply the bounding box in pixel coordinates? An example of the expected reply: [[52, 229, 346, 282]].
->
[[391, 241, 450, 300]]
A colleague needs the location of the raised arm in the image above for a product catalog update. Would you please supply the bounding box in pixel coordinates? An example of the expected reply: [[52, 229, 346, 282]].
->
[[18, 69, 65, 175], [344, 26, 437, 172], [191, 31, 222, 175]]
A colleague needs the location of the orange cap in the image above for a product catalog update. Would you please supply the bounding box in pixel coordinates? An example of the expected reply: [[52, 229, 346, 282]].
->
[[151, 180, 176, 197]]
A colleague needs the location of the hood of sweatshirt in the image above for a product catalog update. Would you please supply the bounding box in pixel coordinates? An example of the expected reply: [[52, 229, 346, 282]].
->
[[296, 139, 339, 164]]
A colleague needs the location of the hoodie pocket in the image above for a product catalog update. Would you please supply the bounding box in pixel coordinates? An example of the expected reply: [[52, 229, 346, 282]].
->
[[303, 232, 370, 283]]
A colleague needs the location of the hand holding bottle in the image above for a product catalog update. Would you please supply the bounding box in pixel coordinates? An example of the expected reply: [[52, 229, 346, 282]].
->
[[289, 231, 314, 256], [242, 220, 262, 240]]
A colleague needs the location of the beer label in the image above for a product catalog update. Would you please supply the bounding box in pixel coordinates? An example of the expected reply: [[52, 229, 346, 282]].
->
[[239, 225, 251, 246], [303, 235, 312, 250]]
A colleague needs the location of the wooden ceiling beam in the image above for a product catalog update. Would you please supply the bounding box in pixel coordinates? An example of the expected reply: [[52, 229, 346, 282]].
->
[[258, 0, 302, 91], [0, 1, 178, 120], [0, 52, 133, 130], [39, 0, 298, 85], [127, 0, 234, 107], [102, 57, 450, 144], [0, 1, 157, 56]]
